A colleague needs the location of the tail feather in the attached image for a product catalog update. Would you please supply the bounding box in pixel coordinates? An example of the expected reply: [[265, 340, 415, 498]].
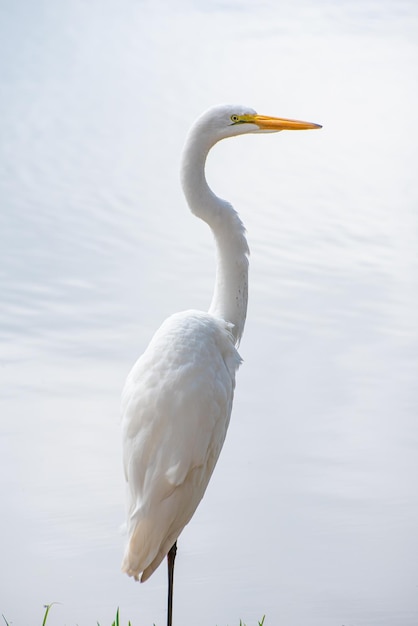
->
[[121, 516, 181, 583], [140, 531, 178, 582], [121, 518, 159, 581]]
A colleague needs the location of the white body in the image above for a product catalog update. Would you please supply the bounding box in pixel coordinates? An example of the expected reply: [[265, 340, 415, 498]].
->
[[121, 311, 241, 580]]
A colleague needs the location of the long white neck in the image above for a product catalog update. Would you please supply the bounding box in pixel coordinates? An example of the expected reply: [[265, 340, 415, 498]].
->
[[180, 128, 249, 345]]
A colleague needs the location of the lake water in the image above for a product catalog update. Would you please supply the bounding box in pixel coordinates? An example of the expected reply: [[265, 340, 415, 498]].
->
[[1, 1, 418, 625]]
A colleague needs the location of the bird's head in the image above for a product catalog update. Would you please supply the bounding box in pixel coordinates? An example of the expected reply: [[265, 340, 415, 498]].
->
[[194, 103, 322, 144]]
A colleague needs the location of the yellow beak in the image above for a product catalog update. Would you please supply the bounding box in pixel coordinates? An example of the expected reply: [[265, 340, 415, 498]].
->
[[253, 114, 322, 131]]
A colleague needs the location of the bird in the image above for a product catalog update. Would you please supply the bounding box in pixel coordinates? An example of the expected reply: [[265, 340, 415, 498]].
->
[[121, 104, 321, 626]]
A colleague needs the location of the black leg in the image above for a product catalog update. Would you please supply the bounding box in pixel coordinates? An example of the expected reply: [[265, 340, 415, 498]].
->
[[167, 541, 177, 626]]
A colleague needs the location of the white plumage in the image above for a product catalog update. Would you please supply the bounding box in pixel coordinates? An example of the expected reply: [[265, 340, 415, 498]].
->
[[120, 105, 321, 620], [121, 311, 241, 581]]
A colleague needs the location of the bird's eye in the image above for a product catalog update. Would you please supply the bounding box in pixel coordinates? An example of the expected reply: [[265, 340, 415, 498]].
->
[[230, 114, 240, 123]]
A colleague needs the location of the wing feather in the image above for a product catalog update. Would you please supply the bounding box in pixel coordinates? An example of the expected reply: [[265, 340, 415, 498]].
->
[[121, 310, 241, 580]]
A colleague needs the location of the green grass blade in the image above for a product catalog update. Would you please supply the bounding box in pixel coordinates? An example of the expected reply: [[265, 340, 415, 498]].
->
[[42, 604, 52, 626]]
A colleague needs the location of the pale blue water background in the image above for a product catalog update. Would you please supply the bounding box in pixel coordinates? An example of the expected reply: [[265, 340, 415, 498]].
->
[[1, 1, 418, 625]]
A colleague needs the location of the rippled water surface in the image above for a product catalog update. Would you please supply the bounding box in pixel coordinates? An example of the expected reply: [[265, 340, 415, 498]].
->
[[1, 1, 418, 624]]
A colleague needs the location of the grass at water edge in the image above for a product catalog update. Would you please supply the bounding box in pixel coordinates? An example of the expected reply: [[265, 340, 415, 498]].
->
[[2, 604, 266, 626]]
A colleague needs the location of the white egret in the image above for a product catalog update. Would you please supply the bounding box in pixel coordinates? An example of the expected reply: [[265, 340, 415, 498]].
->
[[121, 104, 321, 626]]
